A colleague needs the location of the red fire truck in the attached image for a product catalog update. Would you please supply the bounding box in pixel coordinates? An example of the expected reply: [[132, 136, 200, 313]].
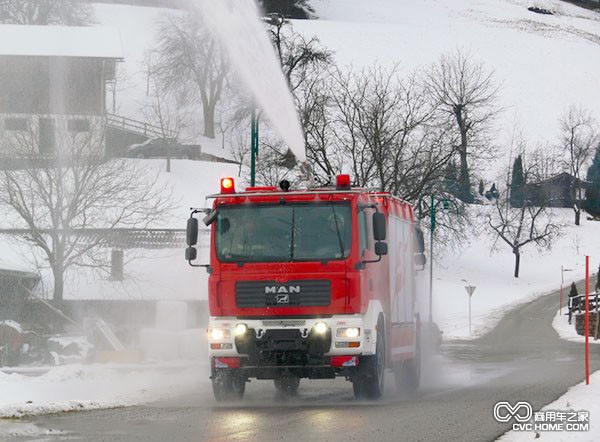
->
[[185, 175, 426, 401]]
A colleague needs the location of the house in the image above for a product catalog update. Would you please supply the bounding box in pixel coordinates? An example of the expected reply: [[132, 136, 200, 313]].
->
[[0, 25, 123, 163], [0, 267, 40, 322], [526, 172, 589, 208]]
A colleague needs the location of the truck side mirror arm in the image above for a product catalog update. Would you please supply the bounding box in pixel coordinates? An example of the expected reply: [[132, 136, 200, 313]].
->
[[359, 240, 388, 268]]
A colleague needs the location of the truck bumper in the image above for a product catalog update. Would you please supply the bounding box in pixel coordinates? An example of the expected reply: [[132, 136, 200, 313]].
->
[[207, 315, 375, 378]]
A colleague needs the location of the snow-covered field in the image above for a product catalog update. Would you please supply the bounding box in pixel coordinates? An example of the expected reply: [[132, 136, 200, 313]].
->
[[302, 0, 600, 151], [94, 0, 600, 154], [434, 207, 600, 340]]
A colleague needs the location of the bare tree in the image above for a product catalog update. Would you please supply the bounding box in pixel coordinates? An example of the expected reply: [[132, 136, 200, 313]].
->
[[295, 67, 343, 184], [258, 0, 314, 19], [265, 15, 332, 92], [0, 122, 173, 303], [142, 61, 189, 173], [0, 0, 94, 25], [331, 65, 456, 201], [151, 13, 228, 139], [488, 158, 561, 277], [425, 49, 500, 203], [558, 105, 598, 225]]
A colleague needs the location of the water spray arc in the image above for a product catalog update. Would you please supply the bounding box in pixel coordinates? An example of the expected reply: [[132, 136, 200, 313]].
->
[[195, 0, 307, 168]]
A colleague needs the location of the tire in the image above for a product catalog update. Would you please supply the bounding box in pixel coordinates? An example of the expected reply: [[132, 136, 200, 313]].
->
[[211, 368, 246, 402], [136, 153, 146, 159], [353, 316, 385, 399], [181, 151, 192, 160], [274, 376, 300, 396], [394, 317, 421, 394]]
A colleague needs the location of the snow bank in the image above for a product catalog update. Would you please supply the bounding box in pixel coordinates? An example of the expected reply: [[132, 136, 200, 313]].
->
[[0, 362, 206, 418], [499, 370, 600, 441], [553, 308, 600, 345]]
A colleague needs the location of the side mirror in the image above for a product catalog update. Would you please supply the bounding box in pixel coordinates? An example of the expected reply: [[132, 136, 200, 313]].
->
[[373, 212, 386, 241], [415, 253, 426, 269], [185, 246, 197, 261], [186, 217, 198, 246], [375, 241, 388, 256], [203, 209, 217, 226], [415, 228, 425, 254]]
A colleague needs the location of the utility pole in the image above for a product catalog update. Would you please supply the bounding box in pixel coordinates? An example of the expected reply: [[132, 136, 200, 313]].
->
[[427, 194, 459, 325], [250, 107, 259, 187]]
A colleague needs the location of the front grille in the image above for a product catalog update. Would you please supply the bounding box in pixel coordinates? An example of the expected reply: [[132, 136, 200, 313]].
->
[[236, 280, 331, 308], [235, 328, 332, 364]]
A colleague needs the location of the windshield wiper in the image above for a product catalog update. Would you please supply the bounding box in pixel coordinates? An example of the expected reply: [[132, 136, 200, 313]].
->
[[330, 204, 345, 258]]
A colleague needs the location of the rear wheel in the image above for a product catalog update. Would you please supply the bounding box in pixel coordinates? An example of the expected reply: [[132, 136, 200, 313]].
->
[[274, 376, 300, 396], [211, 368, 246, 401], [353, 316, 385, 399]]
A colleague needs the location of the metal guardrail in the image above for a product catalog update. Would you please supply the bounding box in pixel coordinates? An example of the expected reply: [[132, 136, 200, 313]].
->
[[107, 113, 175, 139], [569, 292, 600, 315], [0, 228, 210, 250]]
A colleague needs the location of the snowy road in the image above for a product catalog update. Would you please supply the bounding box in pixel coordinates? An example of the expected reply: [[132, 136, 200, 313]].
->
[[15, 282, 600, 441]]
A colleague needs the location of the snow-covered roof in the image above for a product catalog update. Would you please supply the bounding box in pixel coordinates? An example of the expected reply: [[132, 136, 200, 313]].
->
[[0, 25, 123, 59]]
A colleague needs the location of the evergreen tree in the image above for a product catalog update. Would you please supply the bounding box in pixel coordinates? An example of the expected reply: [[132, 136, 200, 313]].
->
[[569, 282, 580, 312], [258, 0, 313, 18], [478, 179, 485, 196], [510, 155, 525, 208], [485, 183, 499, 200], [585, 145, 600, 217]]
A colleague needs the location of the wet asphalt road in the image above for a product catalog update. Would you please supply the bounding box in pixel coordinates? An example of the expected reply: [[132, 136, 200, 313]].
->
[[16, 282, 600, 441]]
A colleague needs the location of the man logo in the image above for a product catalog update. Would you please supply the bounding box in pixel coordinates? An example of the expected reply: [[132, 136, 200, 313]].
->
[[265, 285, 301, 294], [493, 401, 533, 423], [276, 294, 290, 304]]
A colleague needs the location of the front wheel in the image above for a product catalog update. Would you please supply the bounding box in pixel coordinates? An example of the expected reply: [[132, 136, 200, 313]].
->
[[211, 368, 246, 401], [353, 316, 385, 399]]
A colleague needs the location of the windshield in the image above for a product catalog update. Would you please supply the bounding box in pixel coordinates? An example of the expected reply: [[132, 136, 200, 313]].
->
[[216, 203, 352, 262]]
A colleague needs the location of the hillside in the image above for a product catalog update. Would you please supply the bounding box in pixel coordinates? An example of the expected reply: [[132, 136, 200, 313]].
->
[[300, 0, 600, 155]]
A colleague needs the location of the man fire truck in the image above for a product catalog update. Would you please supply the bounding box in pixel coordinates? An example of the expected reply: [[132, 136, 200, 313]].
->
[[185, 175, 426, 401]]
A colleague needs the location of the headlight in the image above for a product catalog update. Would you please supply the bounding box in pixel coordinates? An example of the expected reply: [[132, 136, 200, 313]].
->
[[314, 322, 328, 334], [210, 328, 231, 340], [234, 323, 248, 336], [336, 327, 360, 339]]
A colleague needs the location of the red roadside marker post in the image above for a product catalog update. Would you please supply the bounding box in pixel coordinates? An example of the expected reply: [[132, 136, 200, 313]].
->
[[585, 255, 590, 385]]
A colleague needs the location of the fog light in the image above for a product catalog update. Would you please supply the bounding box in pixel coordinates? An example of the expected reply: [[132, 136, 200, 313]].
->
[[210, 328, 230, 340], [235, 323, 248, 336], [314, 322, 328, 334], [336, 327, 360, 338]]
